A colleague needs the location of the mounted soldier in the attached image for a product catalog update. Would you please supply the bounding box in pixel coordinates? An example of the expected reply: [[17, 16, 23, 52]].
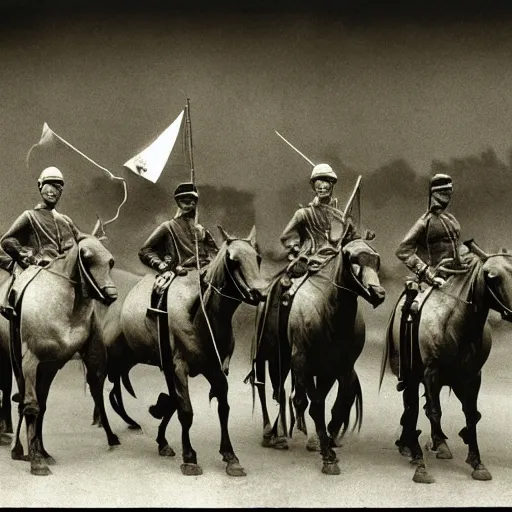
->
[[278, 163, 384, 305], [393, 173, 470, 390], [138, 181, 219, 308], [0, 166, 86, 320]]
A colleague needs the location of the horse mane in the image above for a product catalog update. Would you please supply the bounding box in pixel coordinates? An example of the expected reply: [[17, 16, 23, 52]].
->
[[203, 241, 229, 289]]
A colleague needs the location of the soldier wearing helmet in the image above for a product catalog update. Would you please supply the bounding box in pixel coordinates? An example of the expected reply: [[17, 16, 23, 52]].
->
[[0, 166, 85, 318], [396, 174, 463, 287], [279, 163, 370, 298], [138, 182, 219, 278]]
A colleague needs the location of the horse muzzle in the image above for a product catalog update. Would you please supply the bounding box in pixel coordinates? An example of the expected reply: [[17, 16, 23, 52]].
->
[[101, 285, 118, 306]]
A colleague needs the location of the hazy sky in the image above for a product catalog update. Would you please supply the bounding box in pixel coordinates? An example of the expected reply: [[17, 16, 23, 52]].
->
[[2, 3, 512, 263]]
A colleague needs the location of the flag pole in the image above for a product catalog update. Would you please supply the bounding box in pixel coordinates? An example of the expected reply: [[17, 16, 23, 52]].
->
[[185, 98, 224, 372]]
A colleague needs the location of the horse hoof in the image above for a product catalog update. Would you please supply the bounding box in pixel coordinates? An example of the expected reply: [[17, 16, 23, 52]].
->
[[398, 445, 412, 458], [261, 436, 288, 450], [180, 463, 203, 476], [159, 445, 176, 457], [44, 455, 56, 466], [413, 466, 435, 484], [108, 435, 121, 447], [306, 438, 321, 452], [435, 442, 453, 460], [128, 424, 142, 431], [226, 461, 247, 477], [472, 465, 492, 481], [322, 462, 341, 475], [11, 449, 29, 462], [31, 464, 52, 476]]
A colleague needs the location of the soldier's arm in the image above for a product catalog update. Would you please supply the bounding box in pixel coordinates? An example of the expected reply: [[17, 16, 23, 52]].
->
[[395, 215, 429, 276], [0, 212, 33, 265], [341, 215, 363, 244], [280, 209, 304, 255], [138, 223, 173, 271]]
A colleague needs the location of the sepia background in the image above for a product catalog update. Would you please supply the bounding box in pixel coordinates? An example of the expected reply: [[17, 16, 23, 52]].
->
[[2, 0, 512, 507]]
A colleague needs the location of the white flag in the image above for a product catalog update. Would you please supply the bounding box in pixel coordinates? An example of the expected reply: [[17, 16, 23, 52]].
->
[[124, 110, 185, 183]]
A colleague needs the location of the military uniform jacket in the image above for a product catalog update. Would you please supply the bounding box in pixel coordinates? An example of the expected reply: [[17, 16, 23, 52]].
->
[[138, 215, 219, 272], [0, 204, 83, 270], [280, 199, 361, 266], [395, 210, 461, 275]]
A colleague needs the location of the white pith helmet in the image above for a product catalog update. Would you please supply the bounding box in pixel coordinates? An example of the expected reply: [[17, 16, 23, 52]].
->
[[38, 166, 64, 189], [310, 163, 338, 185]]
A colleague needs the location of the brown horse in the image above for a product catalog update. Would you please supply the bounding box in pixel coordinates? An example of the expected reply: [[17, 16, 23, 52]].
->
[[252, 239, 385, 474], [95, 226, 265, 476], [381, 243, 512, 483], [4, 235, 119, 476]]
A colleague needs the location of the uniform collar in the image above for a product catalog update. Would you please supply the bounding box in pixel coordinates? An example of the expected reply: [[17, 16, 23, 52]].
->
[[34, 203, 59, 214]]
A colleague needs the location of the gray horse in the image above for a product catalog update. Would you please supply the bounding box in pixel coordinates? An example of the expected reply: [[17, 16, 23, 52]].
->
[[381, 243, 512, 483], [3, 235, 119, 476]]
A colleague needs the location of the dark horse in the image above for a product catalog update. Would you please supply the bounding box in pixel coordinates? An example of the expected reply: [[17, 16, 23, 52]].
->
[[1, 236, 119, 476], [94, 226, 265, 476], [380, 242, 512, 483], [252, 238, 385, 474]]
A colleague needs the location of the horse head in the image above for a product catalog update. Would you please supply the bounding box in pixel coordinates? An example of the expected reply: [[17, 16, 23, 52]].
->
[[481, 248, 512, 322], [214, 225, 266, 305], [340, 239, 386, 308], [77, 236, 118, 306]]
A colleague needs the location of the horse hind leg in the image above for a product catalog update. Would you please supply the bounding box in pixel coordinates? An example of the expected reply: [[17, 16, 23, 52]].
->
[[306, 374, 340, 475], [81, 338, 120, 448], [452, 375, 492, 481], [34, 362, 60, 466], [396, 377, 434, 484], [423, 368, 452, 460], [148, 392, 177, 457]]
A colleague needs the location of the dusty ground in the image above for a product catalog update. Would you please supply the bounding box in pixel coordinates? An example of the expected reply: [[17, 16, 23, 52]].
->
[[2, 297, 512, 508]]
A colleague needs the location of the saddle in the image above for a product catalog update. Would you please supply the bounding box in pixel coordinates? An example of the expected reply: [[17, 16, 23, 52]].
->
[[394, 279, 434, 390]]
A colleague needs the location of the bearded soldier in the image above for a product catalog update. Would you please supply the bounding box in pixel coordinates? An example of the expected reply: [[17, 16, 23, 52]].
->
[[279, 163, 385, 305], [0, 166, 86, 319], [138, 182, 219, 280]]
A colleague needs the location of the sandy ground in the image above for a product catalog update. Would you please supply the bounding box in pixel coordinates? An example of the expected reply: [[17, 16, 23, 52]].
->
[[2, 299, 512, 508]]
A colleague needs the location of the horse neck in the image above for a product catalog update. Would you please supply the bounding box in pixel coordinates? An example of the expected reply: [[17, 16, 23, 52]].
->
[[48, 243, 93, 320]]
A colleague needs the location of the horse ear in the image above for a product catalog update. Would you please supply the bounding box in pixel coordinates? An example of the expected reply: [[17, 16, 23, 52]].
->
[[246, 225, 257, 248], [81, 245, 93, 260], [217, 225, 234, 243]]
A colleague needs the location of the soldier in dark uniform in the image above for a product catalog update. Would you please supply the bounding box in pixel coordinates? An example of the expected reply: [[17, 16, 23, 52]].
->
[[396, 173, 463, 287], [0, 166, 86, 318], [138, 182, 219, 279], [279, 163, 385, 305]]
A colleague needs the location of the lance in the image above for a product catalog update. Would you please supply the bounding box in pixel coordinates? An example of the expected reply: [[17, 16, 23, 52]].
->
[[275, 131, 315, 166]]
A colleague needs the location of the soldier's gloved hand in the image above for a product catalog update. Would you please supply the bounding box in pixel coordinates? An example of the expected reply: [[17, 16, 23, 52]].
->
[[175, 265, 188, 277], [288, 245, 300, 261], [423, 266, 444, 288], [157, 261, 170, 273], [20, 254, 38, 269]]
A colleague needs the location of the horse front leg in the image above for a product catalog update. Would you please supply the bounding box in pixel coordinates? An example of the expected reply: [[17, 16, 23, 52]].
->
[[22, 348, 50, 476], [453, 374, 492, 481], [307, 374, 339, 475], [423, 367, 452, 460], [254, 358, 273, 446], [205, 368, 246, 477]]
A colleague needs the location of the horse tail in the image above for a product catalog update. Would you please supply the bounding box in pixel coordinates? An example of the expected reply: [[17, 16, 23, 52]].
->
[[337, 370, 364, 440], [121, 370, 137, 399], [109, 373, 141, 429]]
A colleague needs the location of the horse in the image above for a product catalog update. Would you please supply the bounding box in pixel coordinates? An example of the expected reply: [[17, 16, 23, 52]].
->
[[0, 314, 13, 445], [96, 226, 266, 476], [3, 235, 119, 476], [252, 238, 386, 474], [380, 242, 512, 483]]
